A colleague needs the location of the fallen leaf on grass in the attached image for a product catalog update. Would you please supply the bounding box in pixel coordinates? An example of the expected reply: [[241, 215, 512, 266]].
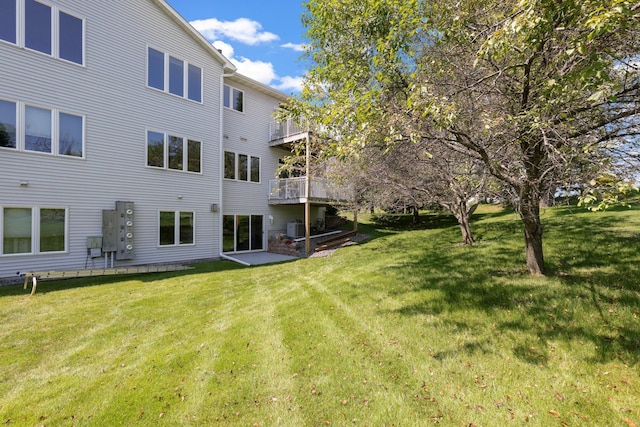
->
[[623, 419, 637, 427], [549, 410, 560, 417]]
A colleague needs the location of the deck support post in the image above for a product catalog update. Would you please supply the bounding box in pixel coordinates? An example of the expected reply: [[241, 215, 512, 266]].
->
[[305, 132, 312, 255]]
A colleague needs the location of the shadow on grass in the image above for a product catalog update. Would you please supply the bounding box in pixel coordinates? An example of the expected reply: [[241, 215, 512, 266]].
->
[[376, 208, 640, 367]]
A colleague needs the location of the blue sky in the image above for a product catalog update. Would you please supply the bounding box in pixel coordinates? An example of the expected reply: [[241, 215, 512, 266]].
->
[[166, 0, 308, 94]]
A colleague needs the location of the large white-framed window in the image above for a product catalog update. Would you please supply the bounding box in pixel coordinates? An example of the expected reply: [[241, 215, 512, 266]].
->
[[0, 97, 85, 158], [159, 210, 194, 246], [223, 84, 244, 112], [146, 130, 201, 173], [222, 214, 263, 253], [223, 150, 260, 183], [1, 206, 67, 256], [147, 47, 203, 103], [0, 0, 85, 66]]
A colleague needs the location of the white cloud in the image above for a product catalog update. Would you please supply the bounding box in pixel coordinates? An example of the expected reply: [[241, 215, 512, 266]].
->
[[275, 76, 304, 93], [190, 17, 278, 45], [281, 42, 306, 52], [234, 57, 278, 85], [212, 40, 275, 85], [212, 40, 234, 59]]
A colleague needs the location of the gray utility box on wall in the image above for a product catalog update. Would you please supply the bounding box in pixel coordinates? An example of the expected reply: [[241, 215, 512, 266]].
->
[[102, 201, 135, 260]]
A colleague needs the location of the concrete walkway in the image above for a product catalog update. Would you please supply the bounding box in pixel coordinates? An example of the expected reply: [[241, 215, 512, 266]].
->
[[220, 252, 298, 266]]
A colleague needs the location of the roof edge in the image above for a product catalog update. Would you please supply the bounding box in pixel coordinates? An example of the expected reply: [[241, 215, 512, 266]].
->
[[152, 0, 236, 73], [225, 72, 291, 101]]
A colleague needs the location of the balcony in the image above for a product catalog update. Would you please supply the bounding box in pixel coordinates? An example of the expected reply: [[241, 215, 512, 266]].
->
[[269, 118, 308, 146], [269, 177, 353, 205]]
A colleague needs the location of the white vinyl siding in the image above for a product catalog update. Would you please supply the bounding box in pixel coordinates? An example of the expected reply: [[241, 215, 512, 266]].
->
[[0, 0, 225, 277]]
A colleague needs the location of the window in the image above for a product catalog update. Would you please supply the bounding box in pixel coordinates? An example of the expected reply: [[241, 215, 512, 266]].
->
[[0, 99, 16, 149], [187, 139, 201, 173], [168, 135, 183, 170], [58, 112, 83, 157], [168, 56, 184, 97], [2, 1, 84, 64], [238, 154, 248, 181], [4, 101, 84, 157], [224, 151, 235, 179], [2, 206, 66, 255], [59, 11, 83, 64], [25, 0, 51, 55], [25, 105, 51, 153], [159, 211, 194, 246], [224, 151, 260, 182], [146, 131, 164, 168], [147, 48, 164, 90], [250, 156, 260, 183], [188, 64, 202, 103], [0, 0, 17, 44], [146, 130, 201, 173], [222, 214, 263, 252], [147, 47, 202, 102], [223, 85, 244, 112], [39, 208, 65, 252]]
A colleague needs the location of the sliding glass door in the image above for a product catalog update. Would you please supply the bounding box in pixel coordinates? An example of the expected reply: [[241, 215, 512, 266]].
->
[[222, 214, 263, 253]]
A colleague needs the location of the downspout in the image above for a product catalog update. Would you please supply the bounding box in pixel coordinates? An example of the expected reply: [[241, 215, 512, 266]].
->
[[219, 69, 236, 260]]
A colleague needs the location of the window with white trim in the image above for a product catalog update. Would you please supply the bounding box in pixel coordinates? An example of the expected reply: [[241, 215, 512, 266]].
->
[[159, 211, 194, 246], [2, 206, 67, 255], [223, 85, 243, 112], [0, 0, 85, 65], [222, 214, 263, 252], [0, 97, 84, 157], [223, 150, 260, 183], [146, 130, 201, 173], [0, 99, 17, 149], [147, 47, 202, 102]]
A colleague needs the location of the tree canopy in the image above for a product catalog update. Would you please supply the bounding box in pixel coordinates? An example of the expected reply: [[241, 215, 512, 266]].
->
[[294, 0, 639, 275]]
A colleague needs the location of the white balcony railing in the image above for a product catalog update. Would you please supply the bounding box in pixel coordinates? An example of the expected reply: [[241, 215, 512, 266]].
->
[[269, 118, 306, 141], [269, 177, 353, 203]]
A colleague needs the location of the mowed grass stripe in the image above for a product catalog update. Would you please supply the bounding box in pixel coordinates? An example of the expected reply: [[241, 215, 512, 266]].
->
[[1, 205, 639, 426]]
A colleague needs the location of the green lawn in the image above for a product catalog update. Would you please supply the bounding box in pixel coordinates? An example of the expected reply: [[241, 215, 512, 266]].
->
[[1, 205, 639, 426]]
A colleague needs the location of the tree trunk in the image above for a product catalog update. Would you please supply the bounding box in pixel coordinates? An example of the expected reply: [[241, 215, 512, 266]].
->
[[412, 205, 420, 224], [454, 201, 475, 245], [519, 197, 546, 275]]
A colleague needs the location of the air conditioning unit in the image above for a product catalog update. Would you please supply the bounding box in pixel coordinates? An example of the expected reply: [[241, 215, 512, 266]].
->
[[287, 221, 305, 238]]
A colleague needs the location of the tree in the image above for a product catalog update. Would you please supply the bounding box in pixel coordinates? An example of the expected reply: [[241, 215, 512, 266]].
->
[[335, 139, 488, 244], [297, 0, 640, 275]]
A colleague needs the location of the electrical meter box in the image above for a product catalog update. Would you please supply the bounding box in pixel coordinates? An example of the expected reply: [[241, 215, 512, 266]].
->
[[102, 201, 135, 260], [116, 201, 135, 260], [102, 210, 119, 252]]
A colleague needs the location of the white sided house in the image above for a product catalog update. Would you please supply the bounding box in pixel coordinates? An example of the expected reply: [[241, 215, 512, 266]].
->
[[0, 0, 351, 280], [0, 0, 234, 279], [221, 73, 353, 258]]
